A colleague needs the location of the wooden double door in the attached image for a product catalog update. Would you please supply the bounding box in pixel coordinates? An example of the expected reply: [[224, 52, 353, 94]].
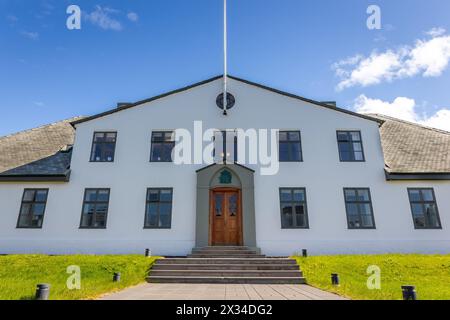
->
[[210, 188, 242, 246]]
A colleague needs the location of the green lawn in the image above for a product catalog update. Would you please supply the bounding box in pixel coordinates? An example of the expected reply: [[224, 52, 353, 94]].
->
[[0, 255, 159, 300], [294, 254, 450, 300]]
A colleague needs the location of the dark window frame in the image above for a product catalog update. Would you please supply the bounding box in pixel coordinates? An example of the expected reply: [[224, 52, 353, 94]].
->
[[278, 131, 303, 162], [407, 188, 442, 230], [343, 188, 376, 230], [150, 131, 175, 163], [144, 188, 174, 229], [337, 130, 365, 162], [79, 188, 111, 229], [279, 188, 309, 229], [16, 188, 49, 229], [89, 132, 117, 163]]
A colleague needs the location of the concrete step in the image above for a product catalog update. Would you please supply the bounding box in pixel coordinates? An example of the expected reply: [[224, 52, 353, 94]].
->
[[191, 249, 258, 255], [147, 276, 306, 284], [187, 254, 266, 258], [157, 258, 298, 265], [150, 270, 303, 277], [194, 246, 253, 251], [152, 263, 300, 271]]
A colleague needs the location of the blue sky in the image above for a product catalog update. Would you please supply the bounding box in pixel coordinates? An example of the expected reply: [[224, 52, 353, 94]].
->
[[1, 0, 450, 136]]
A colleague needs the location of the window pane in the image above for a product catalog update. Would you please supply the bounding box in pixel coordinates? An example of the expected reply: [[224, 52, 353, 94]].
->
[[295, 204, 306, 227], [94, 213, 106, 228], [32, 203, 46, 216], [288, 131, 300, 141], [357, 189, 370, 201], [350, 132, 361, 141], [161, 144, 174, 161], [160, 190, 172, 202], [279, 142, 290, 161], [279, 132, 288, 141], [345, 189, 357, 201], [414, 216, 426, 228], [280, 189, 292, 202], [337, 132, 348, 141], [409, 190, 421, 202], [215, 194, 223, 216], [411, 203, 424, 216], [35, 190, 48, 202], [83, 203, 96, 215], [159, 204, 172, 227], [359, 203, 372, 216], [338, 142, 351, 152], [348, 215, 361, 228], [85, 190, 98, 202], [361, 215, 374, 228], [354, 152, 364, 161], [20, 203, 32, 215], [23, 190, 35, 202], [353, 142, 362, 152], [105, 133, 116, 142], [146, 204, 158, 226], [281, 204, 293, 228], [97, 190, 109, 202], [147, 190, 159, 202], [81, 214, 93, 227], [18, 215, 31, 227], [423, 204, 440, 228], [421, 190, 434, 202], [346, 203, 358, 216], [151, 143, 163, 161], [340, 151, 352, 161], [152, 132, 164, 142], [31, 215, 43, 228], [290, 143, 302, 161], [94, 132, 105, 142], [293, 189, 305, 202], [164, 132, 174, 142]]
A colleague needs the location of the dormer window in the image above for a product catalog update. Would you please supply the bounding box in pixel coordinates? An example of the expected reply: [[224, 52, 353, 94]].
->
[[90, 132, 117, 162]]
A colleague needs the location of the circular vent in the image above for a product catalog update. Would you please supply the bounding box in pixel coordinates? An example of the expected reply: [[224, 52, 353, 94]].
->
[[216, 92, 235, 110]]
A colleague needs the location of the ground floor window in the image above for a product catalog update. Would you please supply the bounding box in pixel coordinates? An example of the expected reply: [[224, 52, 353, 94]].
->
[[145, 188, 173, 229], [80, 189, 110, 229], [279, 188, 309, 229], [344, 188, 376, 229], [408, 188, 441, 229], [17, 189, 49, 228]]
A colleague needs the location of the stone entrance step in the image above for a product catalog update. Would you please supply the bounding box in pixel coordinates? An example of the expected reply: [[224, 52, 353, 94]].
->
[[148, 276, 306, 284], [147, 246, 306, 284]]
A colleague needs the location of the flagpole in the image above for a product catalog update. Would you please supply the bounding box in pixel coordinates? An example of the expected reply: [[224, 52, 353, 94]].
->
[[223, 0, 228, 115]]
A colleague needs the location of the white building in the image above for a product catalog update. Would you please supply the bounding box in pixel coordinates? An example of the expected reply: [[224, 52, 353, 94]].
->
[[1, 75, 449, 256]]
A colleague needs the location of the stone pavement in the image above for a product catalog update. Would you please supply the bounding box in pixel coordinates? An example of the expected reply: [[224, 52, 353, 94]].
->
[[100, 283, 347, 300]]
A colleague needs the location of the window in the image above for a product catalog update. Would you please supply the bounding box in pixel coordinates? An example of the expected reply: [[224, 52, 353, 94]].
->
[[213, 130, 237, 163], [408, 188, 441, 229], [17, 189, 48, 228], [279, 188, 309, 229], [80, 189, 110, 229], [90, 132, 117, 162], [150, 131, 175, 162], [145, 188, 173, 228], [344, 188, 376, 229], [279, 131, 302, 162], [337, 131, 365, 162]]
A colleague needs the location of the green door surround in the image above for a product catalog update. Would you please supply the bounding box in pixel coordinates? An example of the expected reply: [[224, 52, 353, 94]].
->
[[195, 164, 257, 248]]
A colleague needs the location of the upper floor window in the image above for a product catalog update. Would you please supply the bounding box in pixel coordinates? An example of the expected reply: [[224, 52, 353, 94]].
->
[[17, 189, 49, 229], [145, 188, 173, 229], [279, 131, 302, 162], [408, 188, 442, 229], [344, 188, 375, 229], [150, 131, 175, 162], [279, 188, 309, 229], [337, 131, 365, 162], [90, 132, 117, 162], [80, 189, 110, 229], [213, 130, 237, 164]]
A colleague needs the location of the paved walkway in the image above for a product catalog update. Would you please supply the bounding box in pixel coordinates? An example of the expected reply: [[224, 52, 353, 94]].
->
[[100, 283, 346, 300]]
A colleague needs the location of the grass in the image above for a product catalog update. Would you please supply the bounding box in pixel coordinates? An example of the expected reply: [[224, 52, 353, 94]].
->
[[0, 255, 159, 300], [293, 254, 450, 300]]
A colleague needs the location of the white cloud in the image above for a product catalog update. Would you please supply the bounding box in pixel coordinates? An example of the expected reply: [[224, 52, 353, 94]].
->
[[84, 6, 123, 31], [334, 28, 450, 90], [127, 12, 139, 22], [34, 101, 45, 107], [354, 95, 450, 132], [20, 31, 39, 40]]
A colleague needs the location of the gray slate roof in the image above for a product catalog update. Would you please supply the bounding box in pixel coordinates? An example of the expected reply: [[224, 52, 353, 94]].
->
[[0, 118, 82, 179], [371, 114, 450, 174]]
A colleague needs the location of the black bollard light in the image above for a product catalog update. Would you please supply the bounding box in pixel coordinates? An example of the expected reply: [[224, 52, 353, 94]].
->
[[113, 272, 121, 282], [331, 273, 340, 286], [402, 285, 417, 300], [35, 284, 50, 300], [302, 249, 308, 258], [145, 248, 151, 257]]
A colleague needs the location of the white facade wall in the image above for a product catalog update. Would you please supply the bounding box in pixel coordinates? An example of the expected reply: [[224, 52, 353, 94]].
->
[[1, 78, 449, 256]]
